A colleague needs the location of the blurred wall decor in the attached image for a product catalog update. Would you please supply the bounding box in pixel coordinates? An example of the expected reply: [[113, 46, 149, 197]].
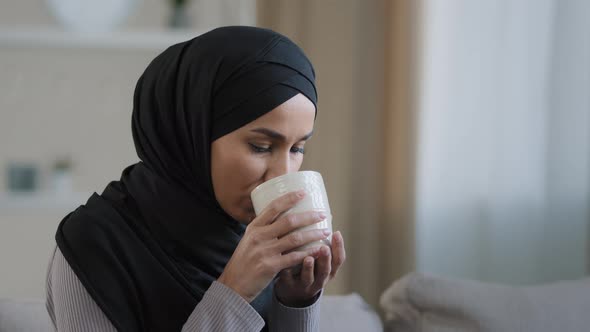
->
[[6, 163, 38, 193], [45, 0, 140, 33]]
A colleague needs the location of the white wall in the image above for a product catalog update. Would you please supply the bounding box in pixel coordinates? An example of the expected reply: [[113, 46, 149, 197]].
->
[[0, 0, 255, 299], [0, 45, 164, 298]]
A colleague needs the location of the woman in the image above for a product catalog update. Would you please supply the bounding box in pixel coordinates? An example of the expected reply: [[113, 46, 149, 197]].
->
[[45, 26, 346, 331]]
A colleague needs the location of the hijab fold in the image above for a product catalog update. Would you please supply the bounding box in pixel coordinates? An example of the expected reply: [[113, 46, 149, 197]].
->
[[56, 26, 317, 332]]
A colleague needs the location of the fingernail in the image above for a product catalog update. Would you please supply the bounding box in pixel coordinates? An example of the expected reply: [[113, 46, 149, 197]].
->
[[322, 229, 332, 236], [321, 246, 330, 255], [296, 190, 306, 198], [318, 212, 327, 220]]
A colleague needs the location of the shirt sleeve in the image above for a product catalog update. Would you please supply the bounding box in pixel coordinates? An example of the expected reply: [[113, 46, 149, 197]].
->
[[47, 247, 117, 332], [268, 289, 322, 332], [181, 281, 264, 331], [47, 247, 265, 331]]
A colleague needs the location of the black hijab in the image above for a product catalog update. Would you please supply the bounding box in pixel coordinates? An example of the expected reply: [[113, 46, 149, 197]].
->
[[55, 26, 317, 332]]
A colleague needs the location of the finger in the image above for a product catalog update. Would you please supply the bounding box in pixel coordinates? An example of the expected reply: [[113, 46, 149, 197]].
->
[[266, 211, 327, 239], [300, 256, 315, 287], [273, 229, 332, 254], [330, 231, 346, 279], [313, 246, 332, 288], [250, 190, 305, 227], [274, 246, 321, 271], [278, 267, 294, 282]]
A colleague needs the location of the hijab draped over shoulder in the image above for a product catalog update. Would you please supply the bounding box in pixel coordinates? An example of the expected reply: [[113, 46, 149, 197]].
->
[[55, 26, 317, 332]]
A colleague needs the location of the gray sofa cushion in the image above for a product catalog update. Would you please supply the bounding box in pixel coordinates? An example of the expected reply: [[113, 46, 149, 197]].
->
[[0, 298, 51, 332], [320, 293, 383, 332], [380, 273, 590, 332], [1, 294, 381, 332]]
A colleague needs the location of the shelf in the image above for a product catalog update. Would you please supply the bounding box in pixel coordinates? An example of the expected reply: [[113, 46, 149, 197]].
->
[[0, 26, 205, 51], [0, 191, 92, 214]]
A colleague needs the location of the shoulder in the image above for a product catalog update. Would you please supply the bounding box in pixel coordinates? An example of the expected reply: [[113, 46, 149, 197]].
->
[[46, 246, 86, 297], [57, 193, 138, 258], [46, 246, 118, 331]]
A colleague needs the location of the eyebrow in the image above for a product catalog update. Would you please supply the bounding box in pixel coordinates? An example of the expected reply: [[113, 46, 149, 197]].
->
[[250, 127, 314, 142]]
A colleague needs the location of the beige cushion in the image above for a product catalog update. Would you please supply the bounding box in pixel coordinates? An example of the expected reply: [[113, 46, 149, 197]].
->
[[380, 273, 590, 332], [0, 298, 51, 332]]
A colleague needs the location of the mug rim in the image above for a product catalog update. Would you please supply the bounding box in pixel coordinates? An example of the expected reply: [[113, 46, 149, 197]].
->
[[250, 170, 322, 197]]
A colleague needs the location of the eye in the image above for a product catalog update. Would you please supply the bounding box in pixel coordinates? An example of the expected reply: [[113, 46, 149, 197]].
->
[[249, 143, 271, 153], [291, 146, 305, 154], [248, 143, 305, 154]]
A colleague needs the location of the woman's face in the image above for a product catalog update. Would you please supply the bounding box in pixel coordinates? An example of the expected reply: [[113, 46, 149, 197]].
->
[[211, 93, 316, 224]]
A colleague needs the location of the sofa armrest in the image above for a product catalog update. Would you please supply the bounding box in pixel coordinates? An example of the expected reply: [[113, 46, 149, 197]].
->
[[380, 273, 590, 332]]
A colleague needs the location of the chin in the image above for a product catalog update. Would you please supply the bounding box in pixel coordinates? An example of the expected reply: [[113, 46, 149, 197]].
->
[[243, 210, 257, 224], [220, 196, 255, 224], [230, 205, 256, 225], [238, 198, 256, 223]]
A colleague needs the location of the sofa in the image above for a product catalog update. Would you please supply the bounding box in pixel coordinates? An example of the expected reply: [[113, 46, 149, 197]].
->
[[4, 273, 590, 332], [380, 273, 590, 332], [0, 293, 383, 332]]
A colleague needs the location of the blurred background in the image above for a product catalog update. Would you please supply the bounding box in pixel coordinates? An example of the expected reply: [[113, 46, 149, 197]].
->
[[1, 0, 589, 316]]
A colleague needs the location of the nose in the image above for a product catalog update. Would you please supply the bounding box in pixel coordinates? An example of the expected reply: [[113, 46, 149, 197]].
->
[[264, 151, 297, 182]]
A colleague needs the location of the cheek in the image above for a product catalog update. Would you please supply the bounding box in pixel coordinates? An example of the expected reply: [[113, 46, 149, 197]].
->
[[215, 149, 266, 223], [214, 147, 265, 199], [228, 154, 264, 188]]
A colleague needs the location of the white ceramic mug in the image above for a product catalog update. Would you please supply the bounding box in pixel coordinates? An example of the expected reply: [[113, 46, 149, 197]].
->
[[250, 171, 332, 251]]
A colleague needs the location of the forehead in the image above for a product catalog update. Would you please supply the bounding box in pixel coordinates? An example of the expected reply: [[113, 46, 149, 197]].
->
[[242, 94, 316, 135]]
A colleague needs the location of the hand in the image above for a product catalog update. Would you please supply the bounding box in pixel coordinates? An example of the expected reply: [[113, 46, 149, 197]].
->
[[217, 190, 331, 303], [274, 230, 346, 307]]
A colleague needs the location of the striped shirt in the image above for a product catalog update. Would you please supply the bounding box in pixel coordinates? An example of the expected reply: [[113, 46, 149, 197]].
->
[[46, 247, 320, 331]]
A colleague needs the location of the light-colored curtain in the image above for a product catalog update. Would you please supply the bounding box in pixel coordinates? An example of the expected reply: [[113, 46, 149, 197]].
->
[[256, 0, 419, 311], [416, 0, 590, 283]]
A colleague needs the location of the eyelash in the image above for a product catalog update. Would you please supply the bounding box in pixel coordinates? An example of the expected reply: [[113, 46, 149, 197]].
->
[[249, 143, 305, 155]]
